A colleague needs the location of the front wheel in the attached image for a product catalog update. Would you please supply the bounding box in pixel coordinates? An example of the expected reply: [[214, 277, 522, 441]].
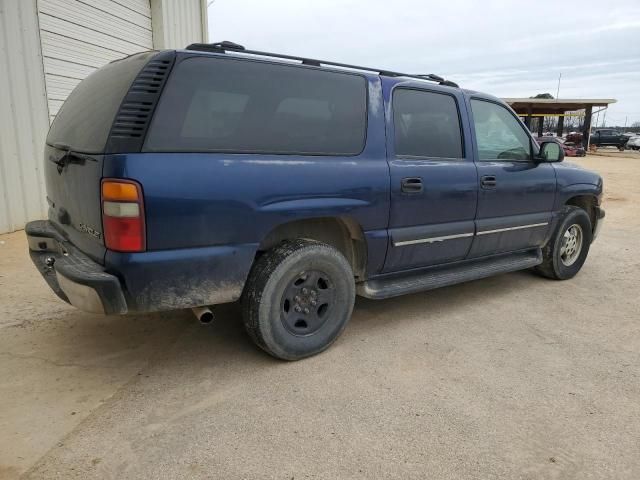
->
[[242, 239, 355, 360], [535, 206, 593, 280]]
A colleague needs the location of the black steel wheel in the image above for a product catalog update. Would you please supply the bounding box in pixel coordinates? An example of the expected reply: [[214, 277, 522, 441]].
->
[[281, 270, 336, 336], [242, 239, 355, 360]]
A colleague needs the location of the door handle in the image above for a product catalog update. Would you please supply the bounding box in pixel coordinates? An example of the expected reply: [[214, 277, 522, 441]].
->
[[481, 175, 497, 189], [401, 177, 423, 193]]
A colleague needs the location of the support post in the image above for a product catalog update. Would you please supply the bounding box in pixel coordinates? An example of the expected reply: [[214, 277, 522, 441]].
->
[[582, 106, 593, 149], [524, 106, 533, 130], [556, 114, 564, 137], [537, 116, 544, 138]]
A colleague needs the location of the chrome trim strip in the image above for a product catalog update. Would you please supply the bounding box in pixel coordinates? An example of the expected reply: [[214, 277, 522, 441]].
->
[[476, 222, 548, 236], [393, 232, 474, 247], [394, 222, 550, 247], [56, 272, 105, 314]]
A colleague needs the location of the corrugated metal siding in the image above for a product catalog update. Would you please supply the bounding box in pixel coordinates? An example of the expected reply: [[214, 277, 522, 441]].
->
[[38, 0, 153, 123], [151, 0, 206, 49], [0, 0, 50, 234], [1, 0, 204, 234]]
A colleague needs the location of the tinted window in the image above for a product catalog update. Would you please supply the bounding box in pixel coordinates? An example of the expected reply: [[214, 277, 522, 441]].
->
[[471, 99, 531, 161], [47, 51, 154, 153], [145, 57, 367, 155], [393, 89, 463, 158]]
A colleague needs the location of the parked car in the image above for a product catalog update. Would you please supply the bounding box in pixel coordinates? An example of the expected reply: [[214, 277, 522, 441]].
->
[[536, 136, 585, 157], [564, 142, 586, 157], [26, 42, 605, 360], [625, 135, 640, 150], [565, 132, 583, 144], [590, 129, 627, 150]]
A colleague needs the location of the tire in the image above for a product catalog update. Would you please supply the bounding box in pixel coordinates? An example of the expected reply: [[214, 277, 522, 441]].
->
[[241, 239, 355, 360], [535, 206, 593, 280]]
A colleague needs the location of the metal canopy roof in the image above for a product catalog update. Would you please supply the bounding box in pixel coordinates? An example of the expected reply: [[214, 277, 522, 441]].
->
[[503, 98, 617, 115]]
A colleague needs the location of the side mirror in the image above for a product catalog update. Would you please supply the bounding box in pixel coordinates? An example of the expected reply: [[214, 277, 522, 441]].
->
[[538, 141, 564, 162]]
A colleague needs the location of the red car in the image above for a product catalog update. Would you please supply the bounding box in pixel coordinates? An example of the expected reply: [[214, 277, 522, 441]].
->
[[537, 136, 586, 157]]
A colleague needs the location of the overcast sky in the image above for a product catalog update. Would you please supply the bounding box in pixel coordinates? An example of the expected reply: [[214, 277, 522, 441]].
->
[[207, 0, 640, 127]]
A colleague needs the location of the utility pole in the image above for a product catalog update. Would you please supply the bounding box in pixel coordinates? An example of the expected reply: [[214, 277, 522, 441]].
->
[[601, 109, 607, 127], [556, 72, 562, 99]]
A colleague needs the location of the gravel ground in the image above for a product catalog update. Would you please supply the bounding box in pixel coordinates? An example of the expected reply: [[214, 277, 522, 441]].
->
[[0, 153, 639, 479]]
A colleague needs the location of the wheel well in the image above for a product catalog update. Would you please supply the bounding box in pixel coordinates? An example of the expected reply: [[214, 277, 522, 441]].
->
[[566, 195, 597, 228], [258, 217, 367, 280]]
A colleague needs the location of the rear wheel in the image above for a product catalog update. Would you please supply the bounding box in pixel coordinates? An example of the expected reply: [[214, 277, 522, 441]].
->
[[535, 206, 592, 280], [242, 239, 355, 360]]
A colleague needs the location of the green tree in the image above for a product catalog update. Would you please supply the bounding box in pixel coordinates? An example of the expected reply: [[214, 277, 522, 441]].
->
[[530, 93, 554, 99]]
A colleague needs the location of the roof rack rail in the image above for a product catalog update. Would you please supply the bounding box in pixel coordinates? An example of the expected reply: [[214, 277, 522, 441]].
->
[[185, 41, 459, 88]]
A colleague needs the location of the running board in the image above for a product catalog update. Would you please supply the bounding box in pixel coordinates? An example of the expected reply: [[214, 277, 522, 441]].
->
[[357, 249, 542, 300]]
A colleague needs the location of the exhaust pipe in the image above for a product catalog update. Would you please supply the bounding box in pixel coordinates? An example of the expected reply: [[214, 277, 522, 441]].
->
[[192, 306, 214, 324]]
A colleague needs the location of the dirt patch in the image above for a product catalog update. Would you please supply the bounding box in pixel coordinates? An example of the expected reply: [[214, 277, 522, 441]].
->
[[604, 195, 627, 202]]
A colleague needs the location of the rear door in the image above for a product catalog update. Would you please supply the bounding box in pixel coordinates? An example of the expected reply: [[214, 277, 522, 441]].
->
[[467, 97, 556, 258], [383, 82, 477, 272], [44, 51, 155, 262]]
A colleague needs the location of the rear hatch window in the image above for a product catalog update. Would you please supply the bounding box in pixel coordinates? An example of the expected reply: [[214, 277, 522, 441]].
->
[[47, 51, 156, 154]]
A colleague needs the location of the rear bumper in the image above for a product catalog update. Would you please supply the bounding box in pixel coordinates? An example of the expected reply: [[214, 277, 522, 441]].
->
[[26, 220, 257, 315], [593, 206, 605, 241], [26, 220, 128, 314]]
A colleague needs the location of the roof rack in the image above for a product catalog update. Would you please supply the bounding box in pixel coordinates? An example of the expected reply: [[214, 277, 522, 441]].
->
[[185, 41, 459, 88]]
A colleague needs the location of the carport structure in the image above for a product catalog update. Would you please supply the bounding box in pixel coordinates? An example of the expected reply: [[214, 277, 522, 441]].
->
[[503, 98, 617, 147]]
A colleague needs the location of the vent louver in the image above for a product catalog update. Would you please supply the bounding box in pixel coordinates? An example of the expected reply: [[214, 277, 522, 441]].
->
[[106, 51, 176, 153], [129, 59, 171, 94]]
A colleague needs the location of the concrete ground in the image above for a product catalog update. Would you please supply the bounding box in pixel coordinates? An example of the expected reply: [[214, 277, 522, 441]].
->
[[1, 153, 639, 479]]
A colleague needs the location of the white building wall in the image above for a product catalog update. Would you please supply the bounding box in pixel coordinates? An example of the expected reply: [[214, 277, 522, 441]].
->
[[0, 0, 208, 234], [151, 0, 208, 49], [0, 0, 50, 234], [38, 0, 154, 123]]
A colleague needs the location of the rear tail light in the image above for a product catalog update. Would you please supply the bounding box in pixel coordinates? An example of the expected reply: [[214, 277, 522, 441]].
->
[[101, 179, 146, 252]]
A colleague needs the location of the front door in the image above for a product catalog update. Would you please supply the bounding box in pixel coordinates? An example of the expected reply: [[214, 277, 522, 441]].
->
[[467, 98, 557, 258], [383, 83, 477, 272]]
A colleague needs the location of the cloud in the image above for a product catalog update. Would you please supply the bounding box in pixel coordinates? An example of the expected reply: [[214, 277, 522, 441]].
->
[[207, 0, 640, 125]]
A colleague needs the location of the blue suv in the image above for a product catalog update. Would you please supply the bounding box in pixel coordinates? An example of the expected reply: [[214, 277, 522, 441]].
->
[[27, 42, 605, 360]]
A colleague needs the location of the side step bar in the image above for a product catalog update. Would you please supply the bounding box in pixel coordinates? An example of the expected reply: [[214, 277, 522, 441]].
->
[[357, 249, 542, 300]]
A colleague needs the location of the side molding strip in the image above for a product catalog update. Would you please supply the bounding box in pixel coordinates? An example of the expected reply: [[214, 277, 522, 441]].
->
[[393, 232, 474, 247], [476, 222, 548, 236], [393, 222, 549, 247]]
